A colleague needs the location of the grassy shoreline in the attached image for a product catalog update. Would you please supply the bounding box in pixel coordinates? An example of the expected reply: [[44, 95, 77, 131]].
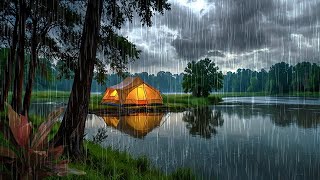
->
[[1, 110, 195, 179], [45, 141, 194, 180], [5, 91, 319, 113], [24, 91, 224, 112]]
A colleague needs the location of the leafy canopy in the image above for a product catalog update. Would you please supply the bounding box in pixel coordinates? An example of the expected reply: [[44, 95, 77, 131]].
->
[[182, 58, 223, 97], [53, 0, 171, 84]]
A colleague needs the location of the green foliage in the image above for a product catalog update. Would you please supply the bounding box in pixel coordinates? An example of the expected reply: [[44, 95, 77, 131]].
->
[[224, 61, 320, 94], [0, 104, 85, 179], [247, 77, 258, 92], [182, 58, 223, 97], [162, 94, 222, 108], [170, 168, 196, 180], [0, 48, 9, 81], [26, 70, 184, 93], [55, 0, 171, 85], [46, 141, 195, 180], [0, 49, 55, 91], [268, 62, 292, 93]]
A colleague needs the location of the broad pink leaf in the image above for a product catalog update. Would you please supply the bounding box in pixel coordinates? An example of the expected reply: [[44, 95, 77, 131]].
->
[[7, 104, 31, 147], [31, 107, 64, 149]]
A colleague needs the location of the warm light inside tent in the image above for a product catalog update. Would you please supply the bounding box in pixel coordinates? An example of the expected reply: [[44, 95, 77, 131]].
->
[[110, 90, 118, 97], [136, 85, 146, 99], [126, 84, 147, 104], [101, 77, 163, 105]]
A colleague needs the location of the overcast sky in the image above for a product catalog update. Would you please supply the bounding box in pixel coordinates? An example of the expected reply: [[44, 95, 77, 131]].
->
[[119, 0, 320, 74]]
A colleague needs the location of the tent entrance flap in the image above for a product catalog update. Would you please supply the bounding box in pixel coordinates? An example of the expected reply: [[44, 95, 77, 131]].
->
[[126, 84, 148, 105]]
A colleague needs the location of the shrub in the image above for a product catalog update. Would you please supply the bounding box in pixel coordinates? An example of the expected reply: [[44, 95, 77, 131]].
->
[[0, 104, 85, 179]]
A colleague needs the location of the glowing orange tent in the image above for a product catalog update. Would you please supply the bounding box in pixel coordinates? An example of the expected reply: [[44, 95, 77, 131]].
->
[[101, 77, 163, 105]]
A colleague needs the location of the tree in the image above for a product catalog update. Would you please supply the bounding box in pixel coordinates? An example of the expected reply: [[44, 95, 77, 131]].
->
[[292, 62, 312, 92], [22, 0, 79, 115], [309, 63, 320, 92], [52, 0, 170, 157], [11, 0, 27, 112], [182, 58, 223, 97], [0, 0, 19, 111], [268, 62, 292, 94], [247, 77, 258, 92]]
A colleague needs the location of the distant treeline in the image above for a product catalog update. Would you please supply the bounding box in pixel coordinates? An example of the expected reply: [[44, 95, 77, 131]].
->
[[35, 71, 183, 93], [1, 50, 319, 94], [223, 62, 320, 93], [53, 61, 320, 94], [54, 72, 184, 93]]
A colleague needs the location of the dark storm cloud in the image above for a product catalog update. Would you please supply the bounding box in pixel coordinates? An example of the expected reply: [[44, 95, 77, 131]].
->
[[170, 0, 275, 59], [122, 0, 320, 73], [207, 50, 225, 57]]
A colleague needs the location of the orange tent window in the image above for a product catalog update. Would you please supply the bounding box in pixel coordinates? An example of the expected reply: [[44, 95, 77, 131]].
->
[[104, 90, 119, 101], [110, 90, 118, 97]]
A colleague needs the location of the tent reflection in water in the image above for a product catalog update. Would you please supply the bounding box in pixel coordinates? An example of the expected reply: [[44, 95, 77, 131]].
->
[[101, 76, 163, 106], [102, 113, 164, 138]]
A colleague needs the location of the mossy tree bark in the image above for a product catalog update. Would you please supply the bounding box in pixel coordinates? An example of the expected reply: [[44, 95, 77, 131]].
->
[[22, 19, 37, 115], [0, 12, 18, 111], [11, 0, 26, 113], [53, 0, 103, 157]]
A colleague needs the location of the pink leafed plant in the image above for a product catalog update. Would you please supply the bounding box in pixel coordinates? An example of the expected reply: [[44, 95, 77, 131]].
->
[[0, 103, 85, 179]]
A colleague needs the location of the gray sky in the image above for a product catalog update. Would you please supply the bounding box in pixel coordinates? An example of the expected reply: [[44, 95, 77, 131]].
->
[[119, 0, 320, 74]]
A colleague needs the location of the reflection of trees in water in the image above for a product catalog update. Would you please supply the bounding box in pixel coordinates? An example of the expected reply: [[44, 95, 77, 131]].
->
[[182, 107, 224, 139], [217, 105, 320, 128], [271, 105, 320, 128]]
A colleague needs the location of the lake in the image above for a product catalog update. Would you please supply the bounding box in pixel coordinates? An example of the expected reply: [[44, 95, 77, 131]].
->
[[31, 97, 320, 179], [87, 97, 320, 179]]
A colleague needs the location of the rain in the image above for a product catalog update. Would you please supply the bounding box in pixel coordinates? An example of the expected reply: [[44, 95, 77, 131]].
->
[[0, 0, 320, 179]]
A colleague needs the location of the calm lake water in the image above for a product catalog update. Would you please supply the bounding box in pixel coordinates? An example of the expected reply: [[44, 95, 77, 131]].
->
[[87, 97, 320, 179], [31, 97, 320, 179]]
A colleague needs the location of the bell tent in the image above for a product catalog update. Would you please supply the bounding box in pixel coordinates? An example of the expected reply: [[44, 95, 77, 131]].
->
[[101, 77, 163, 106]]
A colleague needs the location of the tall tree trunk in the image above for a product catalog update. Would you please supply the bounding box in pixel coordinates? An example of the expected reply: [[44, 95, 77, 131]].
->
[[0, 16, 19, 111], [22, 20, 38, 115], [53, 0, 103, 157], [11, 0, 26, 113]]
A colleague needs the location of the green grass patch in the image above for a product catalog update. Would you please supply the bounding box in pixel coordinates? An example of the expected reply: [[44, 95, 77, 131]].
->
[[30, 91, 71, 102], [45, 141, 195, 180], [162, 94, 222, 108]]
